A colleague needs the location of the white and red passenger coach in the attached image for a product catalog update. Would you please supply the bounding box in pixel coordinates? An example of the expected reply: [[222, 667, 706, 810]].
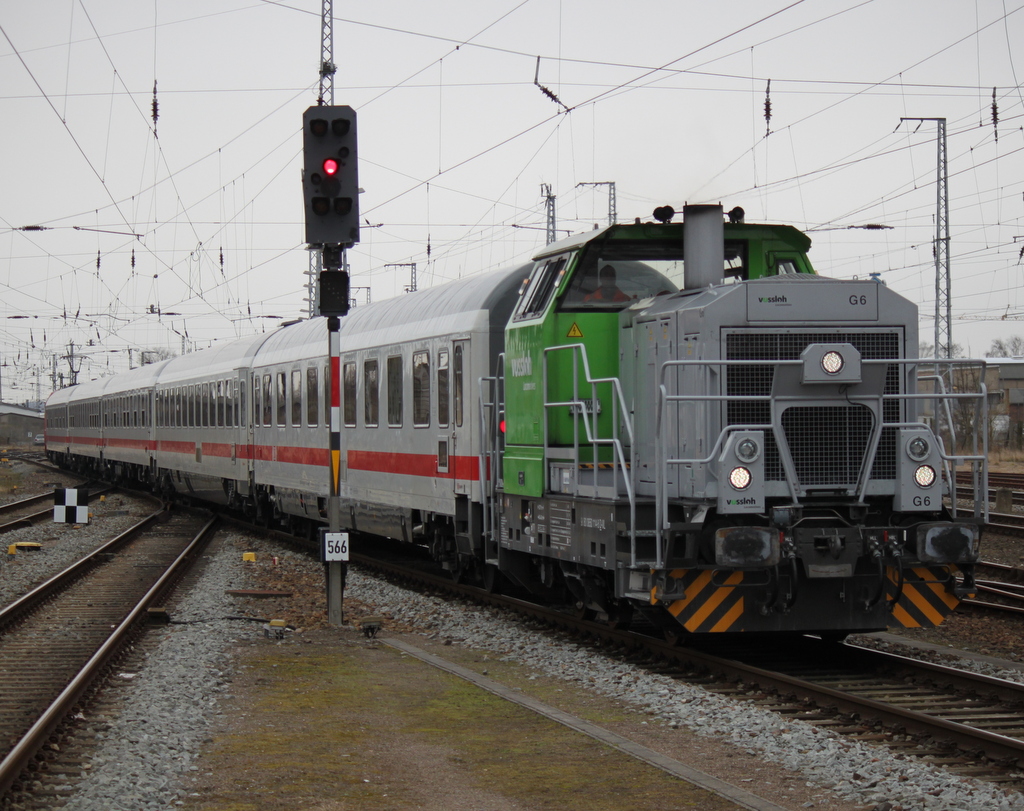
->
[[45, 266, 525, 552]]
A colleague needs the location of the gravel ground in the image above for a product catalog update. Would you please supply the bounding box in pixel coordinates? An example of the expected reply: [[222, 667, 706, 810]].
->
[[58, 535, 252, 811], [23, 528, 1020, 811]]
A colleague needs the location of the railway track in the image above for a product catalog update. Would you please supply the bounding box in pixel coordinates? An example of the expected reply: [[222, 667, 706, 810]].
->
[[956, 470, 1024, 507], [0, 484, 112, 536], [0, 507, 219, 801], [351, 545, 1024, 786]]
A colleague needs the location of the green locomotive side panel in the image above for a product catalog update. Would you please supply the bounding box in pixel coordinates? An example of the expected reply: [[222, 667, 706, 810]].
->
[[502, 445, 545, 496]]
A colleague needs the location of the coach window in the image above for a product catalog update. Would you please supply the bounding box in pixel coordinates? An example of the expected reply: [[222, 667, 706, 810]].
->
[[387, 355, 403, 427], [412, 351, 429, 427], [306, 367, 318, 426], [343, 361, 356, 427], [262, 374, 273, 426], [364, 359, 379, 427], [291, 369, 302, 426], [252, 379, 261, 426], [454, 344, 464, 427], [215, 380, 224, 427], [437, 350, 449, 428], [276, 372, 287, 427]]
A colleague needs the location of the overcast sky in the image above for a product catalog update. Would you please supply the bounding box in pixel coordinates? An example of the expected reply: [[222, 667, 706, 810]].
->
[[2, 1, 1024, 397]]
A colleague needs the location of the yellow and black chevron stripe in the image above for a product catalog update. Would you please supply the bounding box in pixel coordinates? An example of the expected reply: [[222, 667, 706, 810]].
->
[[658, 569, 746, 633], [888, 565, 962, 629]]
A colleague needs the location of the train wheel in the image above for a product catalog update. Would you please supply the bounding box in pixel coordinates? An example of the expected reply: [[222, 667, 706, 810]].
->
[[482, 564, 503, 595], [606, 602, 634, 631], [573, 600, 596, 621], [663, 629, 688, 647]]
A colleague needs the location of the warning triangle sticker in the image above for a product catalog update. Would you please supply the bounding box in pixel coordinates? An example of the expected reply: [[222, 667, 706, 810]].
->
[[567, 323, 583, 338]]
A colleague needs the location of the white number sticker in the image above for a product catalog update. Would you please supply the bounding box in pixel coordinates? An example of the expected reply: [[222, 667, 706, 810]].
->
[[323, 531, 349, 562]]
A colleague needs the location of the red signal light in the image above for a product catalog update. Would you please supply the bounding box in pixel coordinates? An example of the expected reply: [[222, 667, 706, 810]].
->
[[499, 419, 506, 433], [322, 157, 339, 176]]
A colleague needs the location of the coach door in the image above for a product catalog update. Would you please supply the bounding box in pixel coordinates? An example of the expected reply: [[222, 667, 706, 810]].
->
[[450, 341, 470, 495]]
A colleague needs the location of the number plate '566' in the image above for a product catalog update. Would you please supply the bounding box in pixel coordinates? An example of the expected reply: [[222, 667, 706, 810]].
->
[[321, 530, 350, 562]]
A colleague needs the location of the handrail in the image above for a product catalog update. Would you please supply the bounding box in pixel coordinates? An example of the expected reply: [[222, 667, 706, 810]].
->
[[477, 354, 505, 565], [542, 344, 638, 563], [653, 355, 989, 555]]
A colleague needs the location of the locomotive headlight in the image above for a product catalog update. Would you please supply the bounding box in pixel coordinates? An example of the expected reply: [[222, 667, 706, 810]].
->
[[906, 435, 930, 462], [735, 437, 760, 463], [729, 466, 752, 490], [914, 464, 937, 488], [820, 350, 844, 375]]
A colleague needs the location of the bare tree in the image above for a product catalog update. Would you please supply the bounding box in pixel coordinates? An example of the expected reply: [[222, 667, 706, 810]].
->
[[987, 335, 1024, 358], [139, 347, 177, 366]]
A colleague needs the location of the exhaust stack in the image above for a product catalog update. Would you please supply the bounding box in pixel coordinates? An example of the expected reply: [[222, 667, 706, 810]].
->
[[683, 204, 724, 290]]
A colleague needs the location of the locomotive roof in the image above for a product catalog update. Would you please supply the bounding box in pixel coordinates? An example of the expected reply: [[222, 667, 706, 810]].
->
[[532, 220, 812, 261]]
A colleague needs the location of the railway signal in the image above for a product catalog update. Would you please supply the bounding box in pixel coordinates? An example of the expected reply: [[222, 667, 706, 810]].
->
[[302, 105, 359, 246]]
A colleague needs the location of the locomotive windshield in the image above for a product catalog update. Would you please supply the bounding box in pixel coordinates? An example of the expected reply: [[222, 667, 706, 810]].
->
[[559, 240, 747, 311]]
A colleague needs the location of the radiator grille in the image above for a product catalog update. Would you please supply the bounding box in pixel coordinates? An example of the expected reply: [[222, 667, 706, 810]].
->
[[725, 331, 901, 484], [782, 405, 873, 486]]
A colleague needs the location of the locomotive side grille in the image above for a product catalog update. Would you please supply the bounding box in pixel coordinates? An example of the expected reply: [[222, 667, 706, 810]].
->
[[781, 405, 873, 485], [725, 330, 901, 484]]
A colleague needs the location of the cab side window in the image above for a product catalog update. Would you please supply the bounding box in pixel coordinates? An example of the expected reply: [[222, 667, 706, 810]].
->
[[513, 254, 569, 321]]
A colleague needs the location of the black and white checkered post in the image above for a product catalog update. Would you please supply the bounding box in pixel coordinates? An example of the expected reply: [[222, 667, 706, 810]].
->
[[53, 488, 89, 524]]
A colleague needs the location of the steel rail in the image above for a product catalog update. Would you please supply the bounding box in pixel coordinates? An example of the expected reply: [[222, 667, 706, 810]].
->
[[0, 513, 219, 797], [0, 503, 166, 628]]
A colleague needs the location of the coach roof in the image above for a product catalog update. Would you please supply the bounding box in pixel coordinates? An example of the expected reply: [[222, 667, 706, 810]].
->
[[336, 265, 527, 347]]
